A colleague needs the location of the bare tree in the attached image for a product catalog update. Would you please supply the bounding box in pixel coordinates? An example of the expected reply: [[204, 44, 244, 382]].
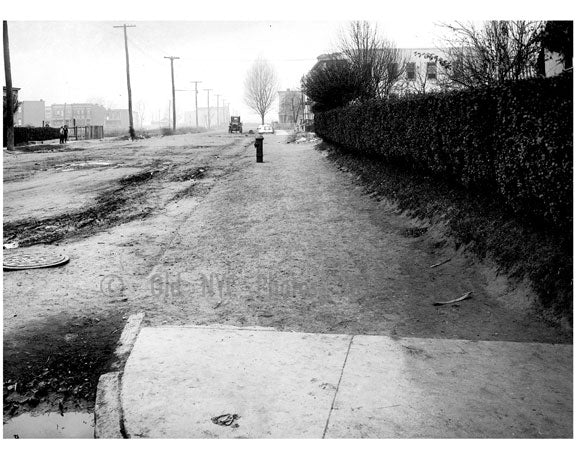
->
[[439, 21, 545, 88], [338, 21, 405, 100], [244, 58, 279, 124]]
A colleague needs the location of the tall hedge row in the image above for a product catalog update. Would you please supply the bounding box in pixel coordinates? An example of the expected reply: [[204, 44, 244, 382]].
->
[[3, 126, 61, 146], [315, 74, 573, 230]]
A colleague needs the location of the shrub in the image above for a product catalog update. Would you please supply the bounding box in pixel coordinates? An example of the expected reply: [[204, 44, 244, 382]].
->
[[301, 60, 358, 112], [315, 74, 573, 231]]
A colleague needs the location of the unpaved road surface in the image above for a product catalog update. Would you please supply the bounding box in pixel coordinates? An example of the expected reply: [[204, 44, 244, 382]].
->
[[3, 131, 570, 422]]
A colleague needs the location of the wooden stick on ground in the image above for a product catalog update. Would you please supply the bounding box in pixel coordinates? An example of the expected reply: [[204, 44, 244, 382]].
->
[[433, 291, 473, 306], [429, 258, 451, 268]]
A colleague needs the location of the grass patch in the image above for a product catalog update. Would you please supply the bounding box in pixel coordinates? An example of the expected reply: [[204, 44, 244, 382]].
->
[[324, 143, 572, 324]]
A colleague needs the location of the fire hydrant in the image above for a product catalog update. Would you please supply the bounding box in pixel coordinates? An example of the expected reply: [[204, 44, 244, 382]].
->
[[254, 134, 264, 162]]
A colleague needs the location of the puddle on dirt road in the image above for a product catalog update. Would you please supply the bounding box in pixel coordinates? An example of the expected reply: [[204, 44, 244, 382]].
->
[[57, 161, 114, 171], [3, 411, 94, 439]]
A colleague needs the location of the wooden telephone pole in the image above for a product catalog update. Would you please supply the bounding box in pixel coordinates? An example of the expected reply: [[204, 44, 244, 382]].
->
[[203, 88, 211, 129], [3, 21, 14, 151], [164, 56, 180, 131], [191, 80, 201, 128], [113, 24, 136, 140], [216, 94, 221, 127]]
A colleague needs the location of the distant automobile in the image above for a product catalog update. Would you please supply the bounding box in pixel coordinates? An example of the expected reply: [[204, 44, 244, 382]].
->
[[257, 124, 274, 134]]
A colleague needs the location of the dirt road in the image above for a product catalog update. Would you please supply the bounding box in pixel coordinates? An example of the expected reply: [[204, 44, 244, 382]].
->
[[3, 131, 569, 421]]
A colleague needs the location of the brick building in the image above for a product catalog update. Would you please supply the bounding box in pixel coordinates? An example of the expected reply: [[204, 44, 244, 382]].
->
[[49, 103, 106, 127]]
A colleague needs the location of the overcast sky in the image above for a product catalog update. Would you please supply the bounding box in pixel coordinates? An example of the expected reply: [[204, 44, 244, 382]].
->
[[3, 1, 570, 124]]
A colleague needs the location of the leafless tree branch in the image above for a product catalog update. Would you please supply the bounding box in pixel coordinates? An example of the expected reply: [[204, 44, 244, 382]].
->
[[338, 21, 406, 100]]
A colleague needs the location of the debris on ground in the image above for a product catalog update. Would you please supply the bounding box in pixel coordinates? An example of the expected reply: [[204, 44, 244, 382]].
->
[[429, 258, 451, 268], [287, 132, 319, 144], [433, 291, 473, 306], [211, 413, 240, 428]]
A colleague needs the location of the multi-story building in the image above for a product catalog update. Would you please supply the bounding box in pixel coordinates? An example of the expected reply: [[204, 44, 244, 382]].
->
[[49, 103, 106, 127], [15, 100, 46, 127]]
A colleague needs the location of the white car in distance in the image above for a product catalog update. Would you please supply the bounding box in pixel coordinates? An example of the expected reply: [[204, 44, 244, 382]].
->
[[257, 124, 274, 134]]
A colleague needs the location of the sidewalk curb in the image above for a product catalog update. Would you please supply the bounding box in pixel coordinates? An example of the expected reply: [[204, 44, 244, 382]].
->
[[94, 372, 123, 438], [110, 312, 145, 372], [94, 312, 145, 438]]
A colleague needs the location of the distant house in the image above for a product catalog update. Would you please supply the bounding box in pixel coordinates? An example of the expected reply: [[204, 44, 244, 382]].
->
[[105, 109, 138, 131], [311, 48, 452, 96], [278, 89, 313, 129], [395, 48, 453, 94], [15, 100, 46, 127]]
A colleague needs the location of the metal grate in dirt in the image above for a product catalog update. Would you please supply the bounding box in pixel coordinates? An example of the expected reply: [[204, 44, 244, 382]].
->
[[3, 251, 70, 270]]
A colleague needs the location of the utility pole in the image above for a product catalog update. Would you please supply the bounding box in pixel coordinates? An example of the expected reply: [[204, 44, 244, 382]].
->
[[215, 94, 221, 127], [113, 24, 136, 140], [203, 88, 211, 129], [191, 81, 201, 128], [3, 21, 14, 151], [221, 98, 226, 127], [164, 56, 179, 131]]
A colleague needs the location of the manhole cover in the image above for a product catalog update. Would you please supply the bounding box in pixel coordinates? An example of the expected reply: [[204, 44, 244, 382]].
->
[[3, 252, 70, 271]]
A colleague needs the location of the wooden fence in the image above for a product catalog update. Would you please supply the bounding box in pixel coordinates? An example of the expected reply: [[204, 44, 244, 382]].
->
[[68, 125, 104, 140]]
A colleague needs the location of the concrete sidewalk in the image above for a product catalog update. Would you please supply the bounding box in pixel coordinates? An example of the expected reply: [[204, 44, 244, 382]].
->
[[95, 325, 572, 438]]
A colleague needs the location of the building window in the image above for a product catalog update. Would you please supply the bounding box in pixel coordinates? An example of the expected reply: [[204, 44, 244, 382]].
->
[[388, 62, 399, 77], [427, 62, 437, 80], [406, 62, 416, 80]]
